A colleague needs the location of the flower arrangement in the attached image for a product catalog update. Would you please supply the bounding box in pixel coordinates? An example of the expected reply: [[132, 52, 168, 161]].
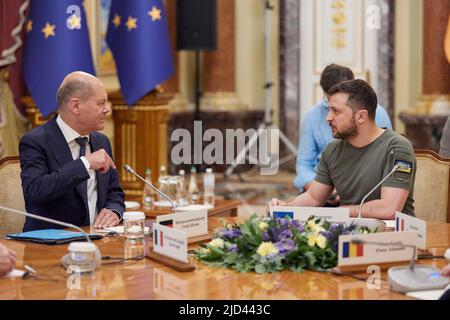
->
[[195, 214, 371, 273]]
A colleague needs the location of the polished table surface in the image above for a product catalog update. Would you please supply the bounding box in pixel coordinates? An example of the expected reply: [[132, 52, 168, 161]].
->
[[0, 219, 449, 300], [127, 197, 241, 218]]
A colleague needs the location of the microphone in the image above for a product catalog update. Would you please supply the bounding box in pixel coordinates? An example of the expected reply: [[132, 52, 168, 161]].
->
[[123, 164, 177, 212], [351, 239, 449, 293], [358, 164, 400, 218], [0, 205, 101, 272], [352, 238, 416, 270]]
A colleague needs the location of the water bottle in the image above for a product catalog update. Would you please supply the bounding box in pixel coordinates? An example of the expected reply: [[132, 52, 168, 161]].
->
[[142, 168, 155, 209], [158, 165, 167, 184], [188, 166, 200, 204], [177, 169, 189, 207], [123, 211, 146, 243], [203, 168, 215, 207], [157, 165, 168, 202]]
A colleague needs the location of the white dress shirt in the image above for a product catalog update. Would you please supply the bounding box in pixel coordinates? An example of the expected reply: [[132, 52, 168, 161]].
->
[[56, 115, 98, 225]]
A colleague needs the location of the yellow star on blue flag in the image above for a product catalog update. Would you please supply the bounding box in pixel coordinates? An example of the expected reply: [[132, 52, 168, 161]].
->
[[106, 0, 174, 105], [23, 0, 94, 116]]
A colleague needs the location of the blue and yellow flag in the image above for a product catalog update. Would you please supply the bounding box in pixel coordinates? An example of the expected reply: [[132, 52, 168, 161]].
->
[[106, 0, 174, 105], [23, 0, 95, 116]]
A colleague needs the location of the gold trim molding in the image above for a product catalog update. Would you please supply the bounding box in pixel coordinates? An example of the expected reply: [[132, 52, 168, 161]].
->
[[108, 90, 175, 106], [22, 97, 55, 129], [416, 95, 450, 115], [169, 93, 190, 112], [112, 105, 170, 112], [200, 92, 244, 112], [0, 69, 9, 81]]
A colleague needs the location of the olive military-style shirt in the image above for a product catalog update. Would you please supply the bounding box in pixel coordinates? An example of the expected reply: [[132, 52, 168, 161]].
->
[[315, 129, 416, 216]]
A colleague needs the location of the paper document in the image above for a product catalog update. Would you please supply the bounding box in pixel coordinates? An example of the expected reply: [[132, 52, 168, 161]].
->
[[96, 226, 150, 234], [383, 220, 396, 229], [125, 201, 140, 209], [406, 284, 450, 300], [5, 269, 25, 278]]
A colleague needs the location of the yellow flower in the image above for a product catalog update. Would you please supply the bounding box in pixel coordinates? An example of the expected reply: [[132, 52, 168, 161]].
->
[[307, 220, 325, 234], [209, 238, 224, 249], [258, 221, 269, 231], [199, 247, 211, 255], [307, 234, 327, 249], [256, 242, 278, 257]]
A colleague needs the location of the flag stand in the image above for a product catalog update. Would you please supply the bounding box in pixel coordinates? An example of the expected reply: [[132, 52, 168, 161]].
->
[[223, 0, 297, 179], [146, 249, 196, 272], [192, 50, 201, 172]]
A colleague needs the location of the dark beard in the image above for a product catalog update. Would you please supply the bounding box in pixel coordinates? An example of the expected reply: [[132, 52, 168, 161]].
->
[[332, 119, 358, 139]]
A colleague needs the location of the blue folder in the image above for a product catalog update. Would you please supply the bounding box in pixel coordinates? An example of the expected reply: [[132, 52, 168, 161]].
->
[[5, 229, 102, 245]]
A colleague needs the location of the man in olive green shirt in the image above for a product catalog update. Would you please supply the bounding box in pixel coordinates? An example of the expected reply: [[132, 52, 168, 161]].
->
[[270, 79, 416, 219]]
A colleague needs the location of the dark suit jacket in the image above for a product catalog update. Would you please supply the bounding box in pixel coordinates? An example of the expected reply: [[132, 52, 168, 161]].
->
[[19, 117, 125, 231]]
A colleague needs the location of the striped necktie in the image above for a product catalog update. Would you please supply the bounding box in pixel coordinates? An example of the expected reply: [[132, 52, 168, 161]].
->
[[75, 137, 89, 224]]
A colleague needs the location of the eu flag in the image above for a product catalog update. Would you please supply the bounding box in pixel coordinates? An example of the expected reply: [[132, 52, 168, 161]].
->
[[106, 0, 174, 105], [23, 0, 95, 117]]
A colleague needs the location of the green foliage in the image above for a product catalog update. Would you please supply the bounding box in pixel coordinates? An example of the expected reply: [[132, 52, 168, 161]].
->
[[194, 214, 372, 273]]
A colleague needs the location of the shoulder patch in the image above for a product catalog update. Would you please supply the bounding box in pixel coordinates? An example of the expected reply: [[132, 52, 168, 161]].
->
[[394, 160, 412, 174]]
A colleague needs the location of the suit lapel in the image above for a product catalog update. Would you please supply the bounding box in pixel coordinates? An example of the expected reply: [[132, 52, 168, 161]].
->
[[45, 117, 89, 217], [90, 133, 106, 209], [45, 117, 73, 167]]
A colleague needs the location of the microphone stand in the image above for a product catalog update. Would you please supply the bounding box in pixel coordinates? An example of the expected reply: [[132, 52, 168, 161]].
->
[[351, 239, 449, 293], [0, 205, 91, 243], [352, 239, 416, 271], [0, 204, 101, 273], [358, 164, 400, 218], [123, 164, 177, 212]]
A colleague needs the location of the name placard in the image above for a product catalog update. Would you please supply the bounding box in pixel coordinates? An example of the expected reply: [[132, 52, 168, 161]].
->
[[338, 231, 418, 267], [153, 267, 188, 299], [270, 206, 349, 224], [395, 211, 427, 250], [156, 209, 208, 237], [153, 223, 188, 263]]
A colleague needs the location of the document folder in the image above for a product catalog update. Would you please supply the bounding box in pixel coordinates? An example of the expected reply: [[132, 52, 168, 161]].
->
[[5, 229, 103, 245]]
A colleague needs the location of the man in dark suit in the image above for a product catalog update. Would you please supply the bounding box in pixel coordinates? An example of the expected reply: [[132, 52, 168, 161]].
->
[[19, 71, 125, 231]]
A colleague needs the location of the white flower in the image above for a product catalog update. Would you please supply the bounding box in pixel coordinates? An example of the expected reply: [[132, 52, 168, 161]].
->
[[258, 221, 269, 231], [209, 238, 225, 249]]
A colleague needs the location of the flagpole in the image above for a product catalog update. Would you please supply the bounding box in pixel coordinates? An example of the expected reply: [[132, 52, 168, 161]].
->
[[193, 50, 201, 172]]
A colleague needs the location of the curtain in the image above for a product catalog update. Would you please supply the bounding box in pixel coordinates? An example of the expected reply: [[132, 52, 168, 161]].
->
[[0, 0, 29, 158]]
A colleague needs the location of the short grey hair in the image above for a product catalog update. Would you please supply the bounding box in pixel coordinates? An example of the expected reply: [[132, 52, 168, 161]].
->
[[56, 80, 93, 109]]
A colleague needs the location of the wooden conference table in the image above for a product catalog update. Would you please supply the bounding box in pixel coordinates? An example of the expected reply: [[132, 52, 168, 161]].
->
[[0, 219, 449, 300], [127, 198, 241, 218]]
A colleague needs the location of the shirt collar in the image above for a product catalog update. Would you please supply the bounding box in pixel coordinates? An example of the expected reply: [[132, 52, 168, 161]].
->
[[56, 115, 89, 144], [320, 99, 329, 109]]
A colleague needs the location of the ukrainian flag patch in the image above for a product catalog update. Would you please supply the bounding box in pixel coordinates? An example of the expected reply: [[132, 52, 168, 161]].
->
[[394, 160, 413, 174]]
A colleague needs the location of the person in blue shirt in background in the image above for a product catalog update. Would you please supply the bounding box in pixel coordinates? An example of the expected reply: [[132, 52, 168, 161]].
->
[[294, 64, 392, 205]]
